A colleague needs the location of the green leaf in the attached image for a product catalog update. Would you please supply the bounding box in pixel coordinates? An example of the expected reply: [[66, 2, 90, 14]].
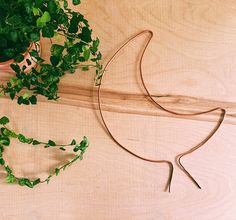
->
[[37, 18, 44, 27], [1, 128, 11, 136], [36, 11, 51, 28], [0, 146, 4, 153], [10, 92, 16, 100], [32, 140, 41, 145], [32, 7, 40, 16], [0, 137, 10, 146], [50, 56, 59, 66], [64, 0, 68, 9], [51, 44, 64, 57], [48, 140, 56, 146], [79, 27, 92, 43], [23, 92, 30, 99], [80, 136, 88, 151], [17, 96, 24, 105], [71, 139, 76, 145], [55, 168, 60, 176], [10, 31, 18, 43], [24, 179, 33, 188], [6, 174, 16, 183], [42, 25, 54, 38], [82, 66, 89, 71], [83, 49, 90, 61], [26, 59, 32, 65], [0, 37, 7, 49], [10, 64, 21, 74], [0, 35, 7, 48], [0, 158, 5, 165], [33, 178, 41, 186], [25, 138, 33, 144], [68, 23, 78, 33], [40, 11, 51, 23], [10, 132, 18, 138], [91, 38, 100, 53], [30, 33, 40, 42], [48, 1, 58, 13], [0, 116, 10, 125], [18, 178, 33, 188], [18, 179, 26, 186], [29, 96, 37, 105], [73, 145, 79, 152], [18, 134, 26, 143], [73, 0, 81, 5]]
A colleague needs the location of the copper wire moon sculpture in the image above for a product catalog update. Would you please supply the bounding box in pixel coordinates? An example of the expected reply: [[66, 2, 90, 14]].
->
[[97, 30, 226, 192]]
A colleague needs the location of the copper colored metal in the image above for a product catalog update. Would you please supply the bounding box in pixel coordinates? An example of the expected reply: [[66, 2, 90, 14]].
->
[[97, 30, 226, 192]]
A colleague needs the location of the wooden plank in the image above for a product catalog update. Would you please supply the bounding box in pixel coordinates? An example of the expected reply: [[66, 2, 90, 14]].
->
[[1, 0, 236, 219]]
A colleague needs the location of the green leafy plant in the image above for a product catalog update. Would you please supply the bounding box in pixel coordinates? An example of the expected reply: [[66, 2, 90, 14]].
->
[[0, 0, 103, 105], [0, 116, 89, 188]]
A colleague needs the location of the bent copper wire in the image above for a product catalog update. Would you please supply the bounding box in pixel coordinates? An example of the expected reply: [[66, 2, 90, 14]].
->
[[97, 30, 226, 192]]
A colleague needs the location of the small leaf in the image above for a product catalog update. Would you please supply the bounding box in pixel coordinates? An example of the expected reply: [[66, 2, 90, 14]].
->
[[42, 25, 54, 38], [83, 49, 90, 61], [1, 128, 11, 136], [73, 145, 79, 152], [10, 31, 18, 43], [79, 154, 83, 160], [23, 92, 30, 99], [24, 179, 33, 188], [14, 54, 24, 63], [25, 138, 33, 144], [82, 66, 89, 71], [70, 139, 76, 145], [18, 178, 26, 186], [48, 140, 56, 146], [0, 116, 10, 125], [32, 140, 41, 145], [51, 44, 64, 57], [32, 7, 40, 16], [50, 56, 59, 66], [33, 178, 41, 186], [0, 137, 10, 146], [55, 168, 60, 176], [6, 174, 16, 183], [46, 178, 50, 184], [73, 0, 81, 5], [79, 27, 92, 43], [29, 95, 37, 105], [26, 59, 32, 65], [18, 134, 26, 143], [10, 92, 16, 100], [0, 158, 5, 165], [30, 33, 40, 42], [40, 11, 51, 23], [64, 0, 68, 8]]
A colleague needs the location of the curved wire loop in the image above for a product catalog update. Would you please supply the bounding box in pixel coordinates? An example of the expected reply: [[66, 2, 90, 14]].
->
[[97, 30, 226, 192]]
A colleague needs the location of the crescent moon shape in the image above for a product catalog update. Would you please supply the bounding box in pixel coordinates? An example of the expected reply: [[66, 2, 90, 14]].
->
[[98, 30, 226, 192]]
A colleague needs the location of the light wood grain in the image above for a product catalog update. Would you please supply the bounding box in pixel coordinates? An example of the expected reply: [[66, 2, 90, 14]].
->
[[1, 0, 236, 219]]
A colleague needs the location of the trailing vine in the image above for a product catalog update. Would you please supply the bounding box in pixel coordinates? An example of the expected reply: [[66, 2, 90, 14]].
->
[[0, 116, 89, 188]]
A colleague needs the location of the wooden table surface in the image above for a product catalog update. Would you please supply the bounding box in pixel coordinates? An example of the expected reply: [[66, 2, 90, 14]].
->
[[1, 0, 236, 219]]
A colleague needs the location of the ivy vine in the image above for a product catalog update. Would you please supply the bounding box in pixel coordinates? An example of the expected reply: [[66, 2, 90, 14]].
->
[[0, 116, 89, 188]]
